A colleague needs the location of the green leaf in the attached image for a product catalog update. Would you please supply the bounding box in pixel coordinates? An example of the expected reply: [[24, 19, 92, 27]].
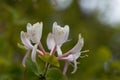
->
[[26, 58, 41, 76], [17, 43, 26, 50], [46, 68, 67, 80], [39, 54, 60, 67]]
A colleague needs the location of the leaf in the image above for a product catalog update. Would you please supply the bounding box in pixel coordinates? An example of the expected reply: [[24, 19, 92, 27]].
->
[[46, 68, 67, 80], [17, 43, 26, 50], [39, 54, 60, 67], [26, 58, 41, 76]]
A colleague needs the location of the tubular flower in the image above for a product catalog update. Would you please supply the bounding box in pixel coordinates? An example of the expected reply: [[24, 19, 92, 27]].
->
[[47, 22, 69, 56], [58, 34, 84, 75], [20, 22, 86, 75], [20, 22, 43, 67]]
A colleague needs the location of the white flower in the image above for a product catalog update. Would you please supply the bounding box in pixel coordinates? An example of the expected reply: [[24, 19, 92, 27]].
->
[[59, 34, 84, 75], [20, 22, 43, 67], [47, 22, 69, 56], [20, 22, 86, 75]]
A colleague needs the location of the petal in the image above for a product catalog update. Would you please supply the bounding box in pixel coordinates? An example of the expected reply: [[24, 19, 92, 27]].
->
[[63, 61, 69, 75], [60, 52, 80, 62], [56, 45, 62, 56], [21, 31, 33, 49], [31, 44, 38, 62], [53, 22, 57, 34], [63, 34, 84, 56], [60, 54, 74, 61], [71, 60, 78, 74], [22, 49, 31, 67], [69, 34, 84, 53], [52, 22, 69, 45], [27, 23, 32, 36], [63, 25, 69, 43], [31, 22, 43, 43], [47, 33, 55, 50]]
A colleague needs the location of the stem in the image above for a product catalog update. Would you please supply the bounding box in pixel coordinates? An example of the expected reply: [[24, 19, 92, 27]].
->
[[43, 63, 50, 77]]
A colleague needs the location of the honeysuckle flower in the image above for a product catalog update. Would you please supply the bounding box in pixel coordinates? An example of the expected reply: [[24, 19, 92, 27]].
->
[[20, 21, 87, 76], [47, 22, 69, 56], [58, 34, 84, 75], [20, 22, 43, 67]]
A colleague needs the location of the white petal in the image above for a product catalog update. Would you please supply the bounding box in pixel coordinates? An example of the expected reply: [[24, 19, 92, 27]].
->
[[60, 52, 80, 62], [65, 34, 84, 56], [56, 45, 62, 56], [22, 49, 31, 67], [20, 31, 33, 49], [63, 61, 69, 75], [27, 23, 32, 36], [31, 44, 38, 62], [71, 60, 78, 74], [31, 22, 43, 43], [70, 34, 83, 53], [60, 54, 74, 61], [63, 25, 69, 43], [47, 33, 55, 50], [52, 22, 69, 45], [53, 22, 57, 34]]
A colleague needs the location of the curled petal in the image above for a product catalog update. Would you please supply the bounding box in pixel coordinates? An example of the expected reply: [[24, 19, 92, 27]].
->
[[62, 34, 84, 57], [69, 34, 83, 54], [22, 49, 31, 67], [21, 31, 33, 49], [47, 33, 55, 50], [71, 60, 77, 74], [31, 44, 38, 62], [60, 52, 80, 61], [59, 51, 81, 74]]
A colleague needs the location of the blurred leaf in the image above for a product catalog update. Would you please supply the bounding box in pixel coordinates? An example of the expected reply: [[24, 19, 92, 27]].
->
[[0, 74, 12, 80], [39, 54, 60, 67], [96, 46, 112, 62], [26, 58, 41, 76], [17, 43, 26, 50], [46, 68, 66, 80], [0, 57, 10, 66], [110, 61, 120, 71]]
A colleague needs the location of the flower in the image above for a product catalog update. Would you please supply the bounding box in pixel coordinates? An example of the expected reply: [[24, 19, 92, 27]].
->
[[20, 22, 86, 75], [47, 22, 69, 56], [20, 22, 43, 67], [58, 34, 84, 75]]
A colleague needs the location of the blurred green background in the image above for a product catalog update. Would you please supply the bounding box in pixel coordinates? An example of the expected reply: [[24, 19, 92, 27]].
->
[[0, 0, 120, 80]]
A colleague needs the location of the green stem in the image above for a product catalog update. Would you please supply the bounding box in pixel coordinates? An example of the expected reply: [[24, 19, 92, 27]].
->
[[43, 63, 50, 77]]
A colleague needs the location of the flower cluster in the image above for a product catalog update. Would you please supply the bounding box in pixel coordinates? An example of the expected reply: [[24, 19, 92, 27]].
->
[[20, 22, 84, 75]]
